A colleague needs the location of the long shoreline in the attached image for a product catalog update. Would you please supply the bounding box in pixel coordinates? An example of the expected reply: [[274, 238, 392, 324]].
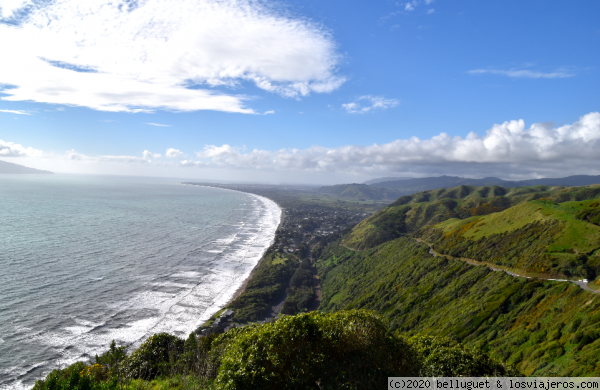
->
[[182, 184, 283, 328]]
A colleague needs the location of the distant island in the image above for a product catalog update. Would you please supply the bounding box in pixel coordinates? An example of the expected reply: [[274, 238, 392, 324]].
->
[[0, 159, 53, 174]]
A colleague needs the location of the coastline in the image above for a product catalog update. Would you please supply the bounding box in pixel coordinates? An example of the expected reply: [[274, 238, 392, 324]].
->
[[183, 184, 283, 328]]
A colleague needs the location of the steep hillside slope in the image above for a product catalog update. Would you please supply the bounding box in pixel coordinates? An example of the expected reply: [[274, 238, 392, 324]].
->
[[317, 237, 600, 376], [420, 200, 600, 279], [344, 184, 600, 251]]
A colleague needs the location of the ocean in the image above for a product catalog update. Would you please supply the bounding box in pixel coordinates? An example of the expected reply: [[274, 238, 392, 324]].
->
[[0, 175, 280, 388]]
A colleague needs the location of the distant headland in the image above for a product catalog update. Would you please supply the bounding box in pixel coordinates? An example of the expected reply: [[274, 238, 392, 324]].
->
[[0, 159, 53, 174]]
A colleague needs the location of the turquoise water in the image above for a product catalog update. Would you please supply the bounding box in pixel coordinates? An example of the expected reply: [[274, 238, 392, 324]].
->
[[0, 175, 280, 388]]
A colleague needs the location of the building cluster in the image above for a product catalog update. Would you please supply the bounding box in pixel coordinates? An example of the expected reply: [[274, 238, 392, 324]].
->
[[274, 207, 369, 254]]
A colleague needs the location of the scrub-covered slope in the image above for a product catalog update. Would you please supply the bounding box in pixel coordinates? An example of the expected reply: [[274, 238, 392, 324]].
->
[[343, 184, 600, 251], [317, 237, 600, 376], [419, 199, 600, 280]]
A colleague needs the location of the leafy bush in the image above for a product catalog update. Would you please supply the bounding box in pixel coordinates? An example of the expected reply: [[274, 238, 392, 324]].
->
[[33, 361, 118, 390], [408, 335, 518, 376], [120, 333, 184, 380], [94, 340, 126, 377], [215, 310, 418, 389]]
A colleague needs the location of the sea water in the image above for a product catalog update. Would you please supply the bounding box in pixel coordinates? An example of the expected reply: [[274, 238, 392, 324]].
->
[[0, 175, 280, 388]]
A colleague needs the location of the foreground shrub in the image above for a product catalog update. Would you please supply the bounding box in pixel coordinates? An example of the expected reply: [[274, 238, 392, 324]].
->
[[214, 310, 418, 390], [32, 361, 118, 390], [120, 333, 184, 380], [409, 335, 519, 376]]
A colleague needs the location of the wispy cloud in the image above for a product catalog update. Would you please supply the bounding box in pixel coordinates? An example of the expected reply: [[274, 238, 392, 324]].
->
[[263, 110, 275, 115], [0, 109, 30, 115], [405, 2, 416, 11], [146, 123, 172, 127], [0, 0, 344, 114], [468, 68, 574, 79], [427, 9, 435, 14], [342, 95, 399, 114]]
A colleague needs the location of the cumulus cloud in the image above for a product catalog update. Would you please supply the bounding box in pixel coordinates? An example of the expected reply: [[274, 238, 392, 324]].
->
[[342, 95, 399, 114], [143, 150, 162, 159], [146, 123, 171, 127], [0, 139, 43, 157], [0, 109, 30, 115], [166, 148, 185, 158], [0, 0, 343, 113], [4, 112, 600, 179], [468, 68, 574, 79], [183, 112, 600, 177]]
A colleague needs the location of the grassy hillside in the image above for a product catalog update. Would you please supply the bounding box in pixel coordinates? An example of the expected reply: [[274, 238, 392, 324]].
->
[[317, 237, 600, 376], [344, 184, 600, 251], [317, 183, 401, 200], [420, 199, 600, 279]]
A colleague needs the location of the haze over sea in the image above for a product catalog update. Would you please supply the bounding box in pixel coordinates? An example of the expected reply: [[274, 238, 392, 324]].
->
[[0, 175, 280, 389]]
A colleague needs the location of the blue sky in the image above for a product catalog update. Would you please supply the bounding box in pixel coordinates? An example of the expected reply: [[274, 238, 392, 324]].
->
[[0, 0, 599, 183]]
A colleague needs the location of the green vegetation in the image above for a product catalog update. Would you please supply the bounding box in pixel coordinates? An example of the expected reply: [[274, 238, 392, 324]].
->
[[419, 200, 600, 278], [227, 250, 297, 323], [35, 182, 600, 388], [281, 258, 316, 314], [409, 335, 518, 377], [35, 311, 513, 390], [344, 184, 600, 251], [317, 237, 600, 376]]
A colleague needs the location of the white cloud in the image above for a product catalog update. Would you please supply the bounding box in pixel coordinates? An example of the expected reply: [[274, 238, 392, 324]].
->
[[264, 110, 275, 115], [146, 123, 172, 127], [143, 150, 161, 159], [0, 0, 344, 114], [405, 2, 416, 11], [182, 112, 600, 177], [0, 0, 32, 19], [0, 109, 30, 115], [166, 148, 185, 158], [468, 68, 574, 79], [0, 139, 43, 157], [4, 112, 600, 180], [427, 9, 435, 14], [342, 95, 399, 114], [425, 0, 434, 4]]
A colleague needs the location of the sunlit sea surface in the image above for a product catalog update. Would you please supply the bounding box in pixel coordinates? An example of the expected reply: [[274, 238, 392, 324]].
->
[[0, 175, 280, 389]]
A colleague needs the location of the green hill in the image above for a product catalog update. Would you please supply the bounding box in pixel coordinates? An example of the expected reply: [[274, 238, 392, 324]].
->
[[420, 199, 600, 279], [316, 237, 600, 376], [344, 184, 600, 251], [314, 182, 600, 375], [317, 183, 402, 200]]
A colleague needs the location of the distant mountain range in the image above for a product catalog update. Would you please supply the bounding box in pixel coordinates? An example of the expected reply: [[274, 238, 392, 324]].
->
[[362, 176, 411, 185], [320, 175, 600, 200], [0, 160, 53, 174]]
